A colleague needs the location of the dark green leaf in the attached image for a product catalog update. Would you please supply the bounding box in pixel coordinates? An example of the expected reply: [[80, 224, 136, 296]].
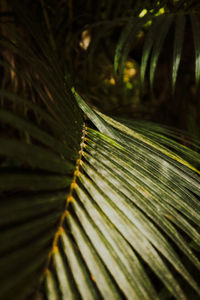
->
[[150, 15, 173, 88], [191, 14, 200, 85], [172, 15, 186, 91]]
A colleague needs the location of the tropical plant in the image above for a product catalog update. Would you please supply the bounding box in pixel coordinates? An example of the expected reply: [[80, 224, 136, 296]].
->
[[0, 1, 200, 299]]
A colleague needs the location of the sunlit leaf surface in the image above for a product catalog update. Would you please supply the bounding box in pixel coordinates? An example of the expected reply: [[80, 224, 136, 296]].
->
[[1, 2, 200, 299]]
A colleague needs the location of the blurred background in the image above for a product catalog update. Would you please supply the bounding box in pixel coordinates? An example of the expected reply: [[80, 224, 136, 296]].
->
[[1, 0, 200, 138]]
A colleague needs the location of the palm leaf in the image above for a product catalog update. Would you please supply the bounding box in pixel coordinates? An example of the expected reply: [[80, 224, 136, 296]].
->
[[1, 2, 200, 300], [140, 15, 164, 90], [140, 11, 200, 90], [191, 13, 200, 85], [114, 20, 134, 77], [1, 84, 200, 299], [149, 15, 173, 88], [114, 18, 145, 79], [172, 14, 186, 91]]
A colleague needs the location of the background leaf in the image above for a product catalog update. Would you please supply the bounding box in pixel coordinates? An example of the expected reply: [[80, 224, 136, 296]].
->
[[191, 13, 200, 85], [172, 15, 186, 91]]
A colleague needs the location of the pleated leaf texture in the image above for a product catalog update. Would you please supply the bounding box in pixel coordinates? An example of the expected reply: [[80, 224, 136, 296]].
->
[[1, 80, 200, 299], [1, 5, 200, 300]]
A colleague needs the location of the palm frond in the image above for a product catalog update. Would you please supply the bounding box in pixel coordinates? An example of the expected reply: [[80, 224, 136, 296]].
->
[[149, 15, 173, 88], [64, 91, 200, 299], [14, 0, 199, 93], [191, 13, 200, 85], [114, 17, 145, 79], [0, 11, 84, 298], [1, 2, 200, 300], [113, 8, 200, 91], [172, 14, 186, 91], [1, 83, 200, 299]]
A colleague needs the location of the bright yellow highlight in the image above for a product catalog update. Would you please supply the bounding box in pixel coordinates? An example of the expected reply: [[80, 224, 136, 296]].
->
[[109, 77, 116, 85], [155, 7, 165, 16], [139, 9, 148, 18], [124, 61, 137, 83]]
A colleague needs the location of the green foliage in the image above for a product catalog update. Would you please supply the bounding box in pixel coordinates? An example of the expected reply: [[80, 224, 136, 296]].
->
[[172, 15, 186, 91], [0, 1, 200, 299]]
